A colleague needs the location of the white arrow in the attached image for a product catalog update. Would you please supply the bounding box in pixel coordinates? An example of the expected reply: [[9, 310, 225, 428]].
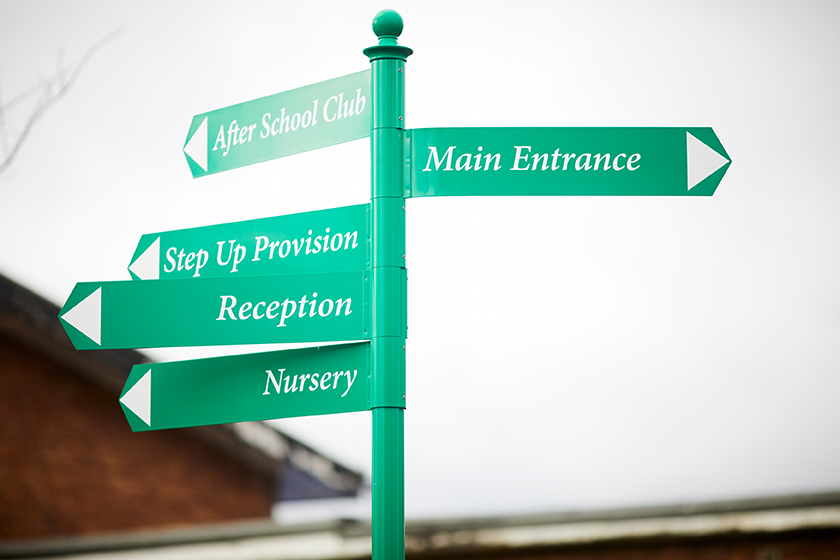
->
[[120, 369, 151, 426], [687, 132, 730, 190], [128, 237, 160, 280], [184, 116, 208, 172], [60, 287, 102, 346]]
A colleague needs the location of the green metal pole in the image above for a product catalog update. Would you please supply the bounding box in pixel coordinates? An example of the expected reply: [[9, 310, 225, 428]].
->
[[364, 10, 411, 560]]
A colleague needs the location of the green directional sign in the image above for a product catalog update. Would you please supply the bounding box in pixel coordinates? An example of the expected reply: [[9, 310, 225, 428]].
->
[[59, 272, 368, 350], [183, 70, 370, 177], [119, 342, 369, 431], [408, 127, 731, 197], [128, 204, 368, 280]]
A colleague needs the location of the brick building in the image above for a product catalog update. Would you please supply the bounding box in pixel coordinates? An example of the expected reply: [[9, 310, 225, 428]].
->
[[0, 273, 363, 540]]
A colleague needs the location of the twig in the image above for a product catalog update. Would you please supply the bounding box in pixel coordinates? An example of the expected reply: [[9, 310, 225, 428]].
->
[[0, 25, 126, 176]]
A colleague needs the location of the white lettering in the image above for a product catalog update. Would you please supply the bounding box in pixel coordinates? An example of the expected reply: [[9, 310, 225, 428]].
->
[[253, 236, 269, 261], [424, 146, 456, 171], [324, 95, 338, 122], [217, 295, 237, 320], [215, 293, 356, 327], [194, 249, 208, 277], [335, 298, 352, 317], [263, 369, 285, 395], [511, 146, 531, 170], [575, 153, 592, 171], [613, 153, 626, 171], [320, 371, 332, 390], [355, 88, 366, 115], [593, 153, 611, 171], [263, 368, 357, 398], [260, 113, 271, 139], [212, 125, 227, 153], [164, 247, 177, 273], [278, 298, 296, 327], [341, 369, 358, 398]]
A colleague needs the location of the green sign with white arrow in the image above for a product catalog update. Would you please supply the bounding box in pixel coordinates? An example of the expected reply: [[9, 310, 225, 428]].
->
[[183, 70, 370, 178], [119, 342, 369, 432], [128, 204, 368, 280], [409, 127, 730, 197], [59, 271, 368, 350]]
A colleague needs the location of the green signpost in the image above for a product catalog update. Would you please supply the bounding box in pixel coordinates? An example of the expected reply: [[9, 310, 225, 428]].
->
[[128, 204, 368, 280], [409, 127, 730, 197], [183, 70, 371, 178], [119, 342, 369, 432], [59, 271, 368, 350], [364, 12, 411, 560], [58, 9, 732, 560]]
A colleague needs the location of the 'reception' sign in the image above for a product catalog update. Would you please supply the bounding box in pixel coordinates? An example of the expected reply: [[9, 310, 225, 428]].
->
[[59, 272, 369, 350]]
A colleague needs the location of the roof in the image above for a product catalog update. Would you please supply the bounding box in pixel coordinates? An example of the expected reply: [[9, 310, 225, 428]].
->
[[1, 490, 839, 559]]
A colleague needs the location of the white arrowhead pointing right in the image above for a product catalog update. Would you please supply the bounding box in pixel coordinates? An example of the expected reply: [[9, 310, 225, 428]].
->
[[60, 287, 102, 346], [128, 237, 160, 280], [184, 116, 208, 172], [120, 369, 152, 426], [687, 132, 730, 190]]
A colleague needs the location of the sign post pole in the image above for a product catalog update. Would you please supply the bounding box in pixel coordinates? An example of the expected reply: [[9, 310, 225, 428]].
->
[[364, 10, 411, 560]]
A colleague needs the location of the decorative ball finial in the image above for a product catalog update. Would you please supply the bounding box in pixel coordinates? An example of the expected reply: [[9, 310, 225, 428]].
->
[[364, 9, 411, 59], [372, 9, 403, 39]]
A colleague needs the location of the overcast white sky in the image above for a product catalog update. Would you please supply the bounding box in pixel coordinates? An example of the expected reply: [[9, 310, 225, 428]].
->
[[1, 0, 839, 522]]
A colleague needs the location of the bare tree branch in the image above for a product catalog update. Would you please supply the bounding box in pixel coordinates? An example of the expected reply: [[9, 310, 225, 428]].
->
[[0, 25, 125, 176], [0, 81, 10, 156]]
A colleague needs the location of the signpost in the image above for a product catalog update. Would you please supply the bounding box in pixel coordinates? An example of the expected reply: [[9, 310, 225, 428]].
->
[[183, 70, 371, 177], [59, 271, 368, 349], [128, 204, 368, 280], [119, 342, 369, 432], [58, 9, 732, 560], [409, 127, 730, 197], [364, 13, 411, 560]]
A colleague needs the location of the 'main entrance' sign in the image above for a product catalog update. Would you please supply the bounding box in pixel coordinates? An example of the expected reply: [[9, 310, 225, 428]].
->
[[409, 127, 730, 197]]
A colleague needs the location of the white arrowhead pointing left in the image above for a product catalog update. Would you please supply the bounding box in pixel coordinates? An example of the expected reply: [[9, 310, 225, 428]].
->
[[184, 116, 208, 172], [687, 132, 730, 190], [129, 237, 160, 280], [120, 369, 151, 426], [61, 287, 102, 346]]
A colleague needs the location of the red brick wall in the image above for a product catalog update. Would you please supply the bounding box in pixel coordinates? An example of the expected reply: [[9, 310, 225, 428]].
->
[[0, 337, 272, 539]]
